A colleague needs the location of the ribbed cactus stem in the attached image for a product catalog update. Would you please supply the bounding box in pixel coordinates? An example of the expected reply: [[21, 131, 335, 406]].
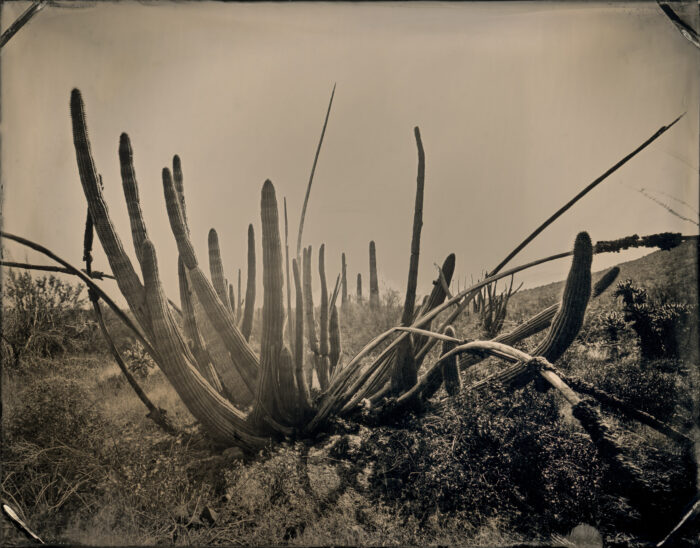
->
[[71, 89, 150, 332], [329, 301, 341, 369], [341, 253, 348, 306], [208, 229, 230, 308], [162, 167, 259, 393], [276, 346, 299, 423], [284, 198, 294, 353], [534, 232, 592, 363], [237, 269, 243, 320], [303, 246, 319, 355], [177, 258, 223, 393], [357, 273, 362, 302], [391, 127, 426, 394], [139, 238, 267, 449], [413, 253, 455, 367], [319, 244, 329, 357], [252, 180, 286, 428], [369, 240, 379, 309], [401, 126, 425, 327], [441, 326, 461, 396], [241, 224, 256, 341], [119, 133, 148, 265], [172, 155, 188, 230], [292, 258, 312, 410], [229, 283, 236, 316], [593, 266, 620, 298]]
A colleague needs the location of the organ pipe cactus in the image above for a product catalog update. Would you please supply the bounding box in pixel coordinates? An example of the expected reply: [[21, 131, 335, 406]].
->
[[69, 88, 685, 490]]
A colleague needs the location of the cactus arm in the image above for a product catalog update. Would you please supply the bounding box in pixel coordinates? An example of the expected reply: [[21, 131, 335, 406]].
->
[[229, 283, 236, 316], [275, 346, 300, 423], [208, 229, 231, 308], [401, 127, 425, 327], [391, 128, 425, 393], [303, 246, 319, 355], [341, 253, 348, 306], [440, 326, 461, 396], [412, 253, 456, 367], [533, 232, 592, 363], [139, 238, 267, 449], [70, 89, 149, 330], [292, 258, 312, 410], [118, 133, 149, 263], [329, 300, 341, 370], [162, 167, 259, 393], [251, 180, 287, 429], [319, 244, 330, 357], [317, 244, 331, 389], [241, 224, 256, 341], [178, 258, 224, 393], [284, 198, 294, 351], [237, 269, 243, 321], [369, 241, 379, 308], [172, 155, 189, 231]]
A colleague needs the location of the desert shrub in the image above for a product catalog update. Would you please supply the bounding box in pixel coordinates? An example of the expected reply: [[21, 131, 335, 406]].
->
[[122, 341, 156, 379], [5, 376, 104, 447], [2, 376, 110, 524], [1, 271, 99, 368], [576, 355, 684, 423], [614, 279, 692, 360], [359, 386, 606, 538]]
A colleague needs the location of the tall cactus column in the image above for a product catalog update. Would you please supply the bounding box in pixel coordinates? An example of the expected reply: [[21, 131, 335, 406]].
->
[[357, 273, 363, 303], [392, 127, 425, 393], [251, 180, 288, 430], [369, 240, 379, 309]]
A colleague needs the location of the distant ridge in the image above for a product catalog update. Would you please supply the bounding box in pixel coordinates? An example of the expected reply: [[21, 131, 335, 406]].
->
[[511, 240, 698, 311]]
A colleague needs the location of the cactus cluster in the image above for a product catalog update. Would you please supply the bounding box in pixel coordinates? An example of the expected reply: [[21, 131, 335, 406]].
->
[[69, 88, 686, 483]]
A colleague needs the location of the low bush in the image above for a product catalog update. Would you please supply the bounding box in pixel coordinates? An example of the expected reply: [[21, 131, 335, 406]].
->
[[358, 386, 606, 538]]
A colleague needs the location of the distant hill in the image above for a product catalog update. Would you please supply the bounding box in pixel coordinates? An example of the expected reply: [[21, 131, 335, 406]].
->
[[508, 240, 698, 319]]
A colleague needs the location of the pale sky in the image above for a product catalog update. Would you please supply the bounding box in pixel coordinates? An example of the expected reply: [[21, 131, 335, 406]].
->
[[2, 2, 698, 306]]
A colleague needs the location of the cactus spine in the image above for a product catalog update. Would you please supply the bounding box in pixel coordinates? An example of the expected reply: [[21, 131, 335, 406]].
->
[[369, 240, 379, 309], [241, 224, 256, 341]]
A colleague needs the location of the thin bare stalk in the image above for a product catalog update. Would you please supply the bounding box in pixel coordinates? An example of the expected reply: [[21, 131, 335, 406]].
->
[[296, 83, 336, 258]]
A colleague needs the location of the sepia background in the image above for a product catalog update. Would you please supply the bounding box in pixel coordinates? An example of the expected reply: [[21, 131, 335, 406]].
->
[[2, 1, 698, 303]]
